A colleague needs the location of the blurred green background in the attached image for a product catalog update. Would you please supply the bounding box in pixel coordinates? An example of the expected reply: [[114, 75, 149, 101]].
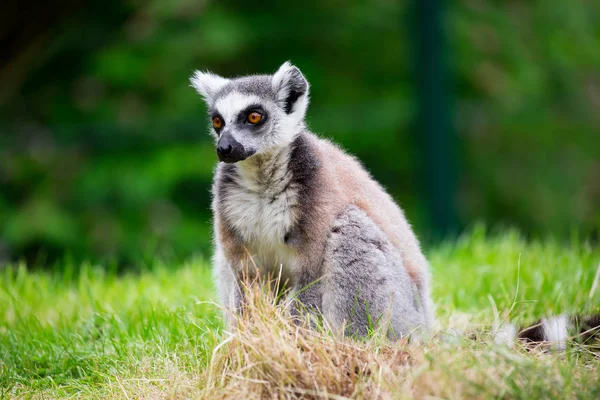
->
[[1, 0, 599, 266]]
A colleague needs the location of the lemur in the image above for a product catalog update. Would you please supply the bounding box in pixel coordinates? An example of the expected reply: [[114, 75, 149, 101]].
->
[[190, 62, 600, 344]]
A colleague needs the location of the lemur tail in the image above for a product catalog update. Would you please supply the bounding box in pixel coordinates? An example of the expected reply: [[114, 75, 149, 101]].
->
[[493, 314, 600, 351]]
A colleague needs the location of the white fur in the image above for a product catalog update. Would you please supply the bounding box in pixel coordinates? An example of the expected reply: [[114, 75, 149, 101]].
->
[[271, 62, 293, 92], [494, 323, 518, 347], [222, 147, 300, 274], [542, 315, 569, 350], [214, 92, 262, 125], [190, 70, 230, 102], [212, 243, 239, 328]]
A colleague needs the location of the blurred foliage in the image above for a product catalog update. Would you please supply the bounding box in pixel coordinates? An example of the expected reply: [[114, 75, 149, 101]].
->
[[0, 0, 599, 265]]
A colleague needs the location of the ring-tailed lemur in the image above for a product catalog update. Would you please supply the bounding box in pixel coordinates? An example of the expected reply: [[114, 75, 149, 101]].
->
[[190, 62, 600, 345]]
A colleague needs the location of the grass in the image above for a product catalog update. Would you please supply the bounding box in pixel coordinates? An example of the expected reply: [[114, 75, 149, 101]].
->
[[1, 226, 599, 399]]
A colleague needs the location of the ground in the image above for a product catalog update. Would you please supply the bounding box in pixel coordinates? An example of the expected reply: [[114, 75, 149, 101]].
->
[[1, 227, 599, 399]]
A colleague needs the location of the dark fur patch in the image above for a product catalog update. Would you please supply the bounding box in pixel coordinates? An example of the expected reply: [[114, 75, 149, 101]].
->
[[573, 314, 600, 343], [518, 320, 546, 343], [282, 68, 307, 114], [286, 133, 322, 282], [284, 89, 303, 114], [216, 163, 239, 201], [283, 227, 301, 246], [287, 134, 320, 236], [214, 164, 242, 245]]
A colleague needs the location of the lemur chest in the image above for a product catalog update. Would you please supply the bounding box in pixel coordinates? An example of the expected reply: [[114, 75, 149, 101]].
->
[[222, 179, 300, 269]]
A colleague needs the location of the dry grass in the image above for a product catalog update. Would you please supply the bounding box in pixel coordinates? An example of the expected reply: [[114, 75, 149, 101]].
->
[[197, 282, 599, 400]]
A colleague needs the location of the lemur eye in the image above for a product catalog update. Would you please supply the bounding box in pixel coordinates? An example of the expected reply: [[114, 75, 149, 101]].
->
[[247, 112, 263, 124], [212, 116, 223, 129]]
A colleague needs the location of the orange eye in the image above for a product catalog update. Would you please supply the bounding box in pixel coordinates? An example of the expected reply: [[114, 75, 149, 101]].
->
[[247, 112, 263, 124], [212, 116, 223, 129]]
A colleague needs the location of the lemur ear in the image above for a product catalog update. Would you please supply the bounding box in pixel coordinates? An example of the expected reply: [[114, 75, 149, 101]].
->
[[190, 70, 230, 103], [272, 61, 310, 117]]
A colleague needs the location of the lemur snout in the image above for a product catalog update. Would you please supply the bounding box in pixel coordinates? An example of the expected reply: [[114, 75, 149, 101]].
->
[[216, 132, 253, 163]]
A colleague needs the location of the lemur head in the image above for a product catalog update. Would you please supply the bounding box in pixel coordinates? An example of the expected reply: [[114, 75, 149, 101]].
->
[[190, 62, 310, 163]]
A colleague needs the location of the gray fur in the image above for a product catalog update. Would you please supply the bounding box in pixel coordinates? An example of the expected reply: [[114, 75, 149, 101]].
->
[[192, 62, 433, 339], [322, 206, 426, 339], [213, 75, 274, 102]]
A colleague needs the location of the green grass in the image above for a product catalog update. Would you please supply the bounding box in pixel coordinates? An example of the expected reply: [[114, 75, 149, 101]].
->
[[1, 227, 599, 398], [0, 261, 220, 398]]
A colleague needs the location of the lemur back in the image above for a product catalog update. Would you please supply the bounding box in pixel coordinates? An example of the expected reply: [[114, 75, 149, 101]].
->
[[192, 62, 433, 339]]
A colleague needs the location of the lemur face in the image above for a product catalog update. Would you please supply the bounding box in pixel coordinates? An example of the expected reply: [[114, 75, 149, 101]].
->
[[191, 62, 310, 163]]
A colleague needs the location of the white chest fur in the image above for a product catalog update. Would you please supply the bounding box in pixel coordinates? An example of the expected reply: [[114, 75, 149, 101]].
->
[[220, 150, 300, 271]]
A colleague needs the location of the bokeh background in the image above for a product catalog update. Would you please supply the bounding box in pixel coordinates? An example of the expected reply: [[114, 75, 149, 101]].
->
[[1, 0, 599, 267]]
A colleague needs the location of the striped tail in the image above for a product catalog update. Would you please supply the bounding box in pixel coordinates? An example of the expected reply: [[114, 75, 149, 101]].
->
[[494, 314, 600, 351]]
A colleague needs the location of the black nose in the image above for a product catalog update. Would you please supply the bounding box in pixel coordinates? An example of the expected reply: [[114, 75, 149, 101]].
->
[[216, 132, 254, 163], [218, 143, 233, 156]]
